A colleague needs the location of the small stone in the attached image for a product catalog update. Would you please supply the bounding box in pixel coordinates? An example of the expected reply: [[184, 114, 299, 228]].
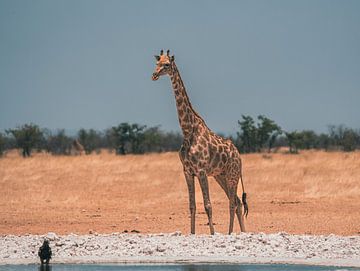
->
[[306, 252, 316, 258], [46, 232, 58, 241], [170, 231, 182, 236], [156, 246, 166, 252], [140, 248, 153, 255]]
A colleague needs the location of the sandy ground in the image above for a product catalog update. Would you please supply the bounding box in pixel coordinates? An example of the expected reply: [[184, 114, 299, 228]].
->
[[1, 150, 360, 267], [1, 232, 360, 267], [0, 150, 359, 236]]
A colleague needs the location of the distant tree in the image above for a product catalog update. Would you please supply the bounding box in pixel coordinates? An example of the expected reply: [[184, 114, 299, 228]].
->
[[129, 124, 146, 154], [341, 128, 358, 152], [317, 133, 331, 150], [237, 115, 257, 153], [0, 132, 5, 156], [298, 130, 318, 149], [256, 115, 282, 152], [78, 128, 103, 154], [46, 129, 73, 155], [6, 124, 44, 157], [328, 125, 359, 152], [108, 124, 128, 154], [285, 131, 303, 154], [328, 125, 344, 147], [160, 131, 183, 151], [237, 115, 282, 153], [108, 123, 146, 154], [141, 126, 162, 153], [104, 128, 116, 152], [140, 127, 183, 153], [230, 134, 242, 152]]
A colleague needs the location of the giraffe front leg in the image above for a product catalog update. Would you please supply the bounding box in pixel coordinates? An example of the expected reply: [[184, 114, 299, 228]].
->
[[236, 196, 246, 232], [184, 171, 196, 234], [198, 171, 215, 235]]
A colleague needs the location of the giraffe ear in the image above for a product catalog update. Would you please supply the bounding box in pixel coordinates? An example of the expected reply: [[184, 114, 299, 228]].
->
[[170, 55, 175, 62], [154, 55, 160, 61]]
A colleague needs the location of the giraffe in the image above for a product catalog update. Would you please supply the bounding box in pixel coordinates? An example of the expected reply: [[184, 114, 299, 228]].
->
[[152, 50, 248, 235], [71, 139, 85, 155]]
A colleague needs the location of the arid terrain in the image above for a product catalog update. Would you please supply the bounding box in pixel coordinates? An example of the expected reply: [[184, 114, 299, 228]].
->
[[0, 150, 359, 236]]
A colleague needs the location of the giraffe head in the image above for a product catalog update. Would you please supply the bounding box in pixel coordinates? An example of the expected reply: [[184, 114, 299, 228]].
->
[[152, 50, 175, 81]]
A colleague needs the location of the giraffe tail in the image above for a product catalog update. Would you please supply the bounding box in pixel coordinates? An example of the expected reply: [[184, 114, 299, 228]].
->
[[240, 174, 249, 218]]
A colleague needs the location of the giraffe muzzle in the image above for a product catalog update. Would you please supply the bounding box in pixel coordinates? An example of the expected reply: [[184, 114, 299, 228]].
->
[[152, 73, 159, 81]]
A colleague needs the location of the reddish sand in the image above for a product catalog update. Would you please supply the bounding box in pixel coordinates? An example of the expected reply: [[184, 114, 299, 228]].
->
[[0, 150, 359, 236]]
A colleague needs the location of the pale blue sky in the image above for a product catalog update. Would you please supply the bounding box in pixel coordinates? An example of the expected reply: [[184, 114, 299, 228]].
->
[[1, 0, 359, 134]]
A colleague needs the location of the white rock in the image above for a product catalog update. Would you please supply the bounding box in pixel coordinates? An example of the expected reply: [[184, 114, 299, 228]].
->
[[46, 232, 58, 241]]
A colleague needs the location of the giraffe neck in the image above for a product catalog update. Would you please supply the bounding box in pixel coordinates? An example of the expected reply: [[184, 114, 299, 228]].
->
[[169, 62, 203, 138]]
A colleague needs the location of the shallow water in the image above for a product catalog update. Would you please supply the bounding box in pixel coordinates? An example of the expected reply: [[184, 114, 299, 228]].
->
[[1, 264, 359, 271]]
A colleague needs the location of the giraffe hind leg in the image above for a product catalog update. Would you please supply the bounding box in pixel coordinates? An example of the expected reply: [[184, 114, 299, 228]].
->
[[215, 175, 246, 233], [215, 175, 237, 234]]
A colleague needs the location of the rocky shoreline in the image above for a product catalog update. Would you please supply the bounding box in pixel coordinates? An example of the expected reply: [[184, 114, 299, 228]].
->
[[1, 232, 359, 267]]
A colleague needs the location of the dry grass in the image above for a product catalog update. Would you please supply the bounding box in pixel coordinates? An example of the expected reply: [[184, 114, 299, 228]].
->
[[0, 150, 359, 235]]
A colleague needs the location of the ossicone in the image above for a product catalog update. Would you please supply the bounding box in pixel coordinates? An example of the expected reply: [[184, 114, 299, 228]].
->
[[154, 49, 175, 61]]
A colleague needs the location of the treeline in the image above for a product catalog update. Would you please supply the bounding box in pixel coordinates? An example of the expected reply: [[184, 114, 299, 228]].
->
[[0, 117, 359, 157], [234, 115, 360, 154], [0, 123, 182, 157]]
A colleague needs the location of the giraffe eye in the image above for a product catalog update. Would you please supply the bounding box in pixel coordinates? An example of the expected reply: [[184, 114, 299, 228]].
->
[[163, 63, 170, 68]]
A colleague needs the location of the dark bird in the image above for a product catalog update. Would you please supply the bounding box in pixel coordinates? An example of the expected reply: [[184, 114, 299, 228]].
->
[[38, 239, 52, 265]]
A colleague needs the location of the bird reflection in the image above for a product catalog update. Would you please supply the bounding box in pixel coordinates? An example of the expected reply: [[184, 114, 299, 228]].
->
[[183, 266, 197, 271], [180, 265, 244, 271], [180, 266, 210, 271], [38, 264, 52, 271]]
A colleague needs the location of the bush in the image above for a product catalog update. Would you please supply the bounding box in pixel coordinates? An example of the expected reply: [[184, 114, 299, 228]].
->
[[141, 127, 182, 153], [46, 130, 73, 155]]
